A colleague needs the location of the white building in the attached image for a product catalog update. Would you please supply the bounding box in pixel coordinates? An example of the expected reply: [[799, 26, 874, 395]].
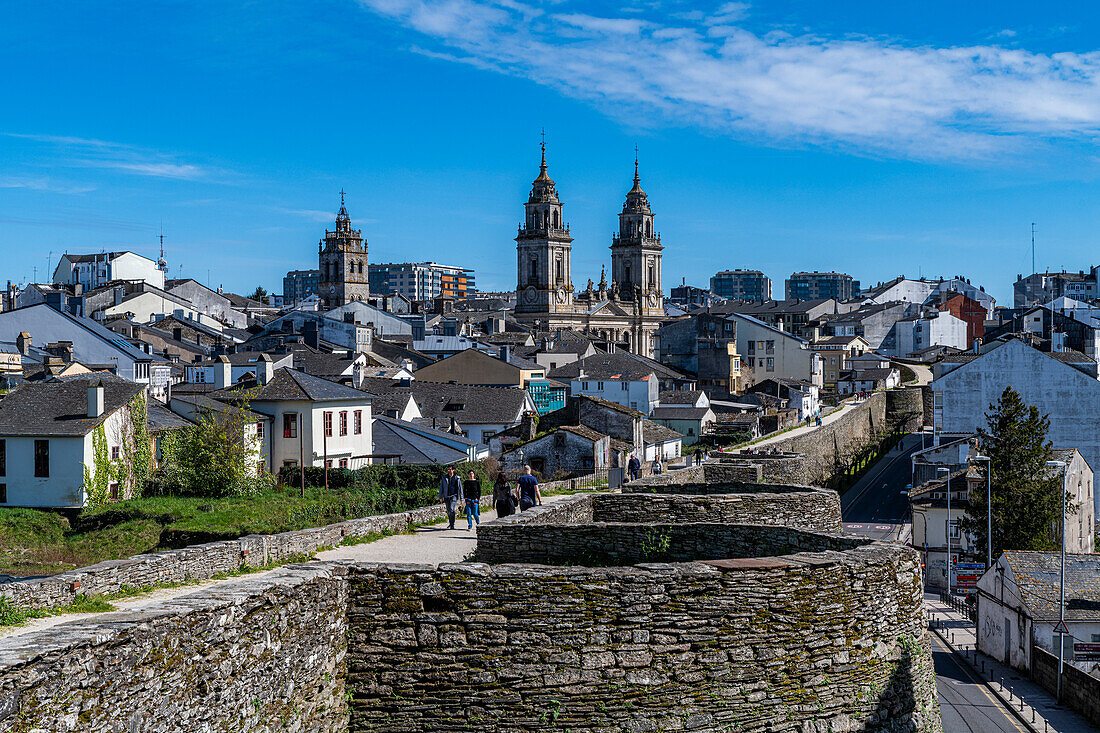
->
[[0, 304, 170, 400], [0, 377, 147, 508], [53, 252, 165, 291], [977, 551, 1100, 671], [213, 366, 374, 471], [865, 276, 995, 318], [184, 353, 294, 386], [167, 393, 270, 474], [930, 338, 1100, 515], [887, 310, 968, 358], [726, 313, 824, 389]]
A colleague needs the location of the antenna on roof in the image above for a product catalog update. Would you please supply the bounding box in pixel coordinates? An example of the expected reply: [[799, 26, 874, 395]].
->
[[1031, 222, 1037, 274]]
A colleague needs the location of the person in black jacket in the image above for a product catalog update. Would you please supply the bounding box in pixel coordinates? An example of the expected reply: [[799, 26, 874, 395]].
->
[[438, 466, 462, 530], [463, 470, 482, 530], [493, 475, 516, 518]]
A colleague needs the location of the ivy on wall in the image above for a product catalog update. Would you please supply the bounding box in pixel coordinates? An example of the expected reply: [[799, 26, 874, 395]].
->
[[81, 393, 155, 509]]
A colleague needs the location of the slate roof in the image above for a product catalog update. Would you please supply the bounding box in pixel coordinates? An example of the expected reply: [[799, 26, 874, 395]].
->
[[214, 368, 371, 403], [649, 406, 711, 421], [146, 401, 195, 431], [1003, 551, 1100, 622], [548, 353, 657, 381], [658, 389, 705, 405], [370, 415, 475, 465], [577, 394, 645, 418], [0, 377, 145, 436], [360, 376, 528, 425], [841, 368, 896, 382], [642, 419, 683, 444], [559, 424, 607, 442], [170, 394, 270, 423]]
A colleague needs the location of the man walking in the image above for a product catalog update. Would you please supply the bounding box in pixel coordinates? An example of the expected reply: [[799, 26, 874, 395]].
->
[[517, 464, 542, 511], [439, 465, 462, 530], [627, 453, 641, 482], [463, 469, 482, 530]]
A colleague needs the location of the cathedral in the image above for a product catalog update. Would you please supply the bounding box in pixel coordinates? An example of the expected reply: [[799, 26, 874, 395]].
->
[[318, 192, 369, 308], [513, 143, 665, 357]]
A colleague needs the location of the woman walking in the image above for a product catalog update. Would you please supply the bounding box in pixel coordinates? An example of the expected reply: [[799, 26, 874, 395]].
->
[[492, 474, 516, 518], [463, 470, 482, 530]]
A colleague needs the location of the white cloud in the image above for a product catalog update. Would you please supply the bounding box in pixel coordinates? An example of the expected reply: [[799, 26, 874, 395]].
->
[[3, 132, 214, 181], [0, 176, 95, 194], [357, 0, 1100, 161]]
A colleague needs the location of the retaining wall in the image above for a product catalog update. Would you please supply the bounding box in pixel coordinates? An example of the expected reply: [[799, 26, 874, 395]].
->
[[0, 563, 348, 733], [1031, 645, 1100, 727], [594, 490, 842, 532], [347, 549, 940, 733]]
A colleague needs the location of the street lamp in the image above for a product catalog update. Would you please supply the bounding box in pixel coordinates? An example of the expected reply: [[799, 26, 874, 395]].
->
[[937, 466, 953, 592], [1045, 458, 1068, 702], [972, 455, 992, 570]]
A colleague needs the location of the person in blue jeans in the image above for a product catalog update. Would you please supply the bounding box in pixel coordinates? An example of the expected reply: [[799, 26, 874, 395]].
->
[[463, 470, 481, 530], [517, 464, 542, 511]]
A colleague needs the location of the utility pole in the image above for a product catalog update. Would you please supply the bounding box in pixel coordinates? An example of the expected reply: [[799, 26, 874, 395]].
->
[[1031, 222, 1037, 275]]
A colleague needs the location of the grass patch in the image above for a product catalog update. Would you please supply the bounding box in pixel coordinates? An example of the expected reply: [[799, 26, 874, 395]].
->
[[0, 593, 115, 629]]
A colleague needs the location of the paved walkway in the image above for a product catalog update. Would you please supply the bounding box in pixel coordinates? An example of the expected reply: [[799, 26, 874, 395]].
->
[[0, 494, 575, 640], [925, 594, 1094, 732], [731, 399, 861, 453]]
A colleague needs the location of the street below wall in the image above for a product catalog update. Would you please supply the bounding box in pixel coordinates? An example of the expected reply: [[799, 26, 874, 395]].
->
[[841, 432, 922, 543]]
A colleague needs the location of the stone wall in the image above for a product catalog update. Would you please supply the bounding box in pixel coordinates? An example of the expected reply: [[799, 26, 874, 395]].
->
[[886, 387, 925, 433], [0, 499, 485, 611], [346, 549, 940, 733], [1031, 645, 1100, 727], [0, 562, 348, 732], [593, 491, 842, 532]]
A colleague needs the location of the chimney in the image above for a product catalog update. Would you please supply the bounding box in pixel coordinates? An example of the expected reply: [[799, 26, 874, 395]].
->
[[500, 345, 511, 363], [213, 355, 232, 389], [520, 411, 538, 441], [16, 331, 30, 355], [87, 382, 104, 419], [257, 353, 274, 385]]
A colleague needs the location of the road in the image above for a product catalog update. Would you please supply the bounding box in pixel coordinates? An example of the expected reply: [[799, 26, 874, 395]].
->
[[840, 433, 922, 542], [931, 634, 1026, 733]]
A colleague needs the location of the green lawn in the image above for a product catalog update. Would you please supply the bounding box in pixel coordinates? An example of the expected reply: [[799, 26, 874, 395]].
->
[[0, 481, 444, 578]]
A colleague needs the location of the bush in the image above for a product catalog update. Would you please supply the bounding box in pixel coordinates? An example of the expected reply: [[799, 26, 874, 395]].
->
[[276, 461, 489, 513]]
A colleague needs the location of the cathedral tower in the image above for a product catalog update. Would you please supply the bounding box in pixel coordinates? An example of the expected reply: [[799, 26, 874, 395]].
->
[[318, 191, 369, 308], [516, 142, 574, 314], [610, 154, 663, 316]]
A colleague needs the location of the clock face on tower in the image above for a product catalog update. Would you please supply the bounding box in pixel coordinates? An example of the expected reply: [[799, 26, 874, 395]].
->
[[523, 285, 537, 303], [329, 285, 336, 294]]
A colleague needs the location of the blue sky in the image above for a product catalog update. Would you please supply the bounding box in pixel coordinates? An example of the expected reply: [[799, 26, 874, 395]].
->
[[4, 1, 1100, 304]]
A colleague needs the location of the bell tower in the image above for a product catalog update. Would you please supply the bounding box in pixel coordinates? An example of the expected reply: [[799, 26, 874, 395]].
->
[[318, 191, 369, 308], [516, 140, 574, 314], [610, 152, 663, 316]]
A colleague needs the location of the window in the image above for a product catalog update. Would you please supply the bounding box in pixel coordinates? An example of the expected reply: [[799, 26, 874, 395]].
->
[[621, 382, 629, 391], [595, 382, 604, 391], [354, 410, 362, 434], [324, 412, 333, 438], [0, 440, 5, 476], [947, 520, 960, 539], [0, 484, 5, 503], [258, 460, 266, 475], [747, 342, 755, 355], [111, 446, 121, 460], [283, 413, 297, 439], [766, 358, 774, 372], [282, 459, 298, 468], [339, 459, 349, 469], [34, 440, 49, 478], [765, 340, 774, 354], [256, 421, 264, 439], [109, 483, 119, 501], [325, 459, 333, 469], [339, 411, 348, 436]]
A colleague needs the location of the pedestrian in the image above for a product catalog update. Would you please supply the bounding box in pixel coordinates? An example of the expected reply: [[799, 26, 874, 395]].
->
[[517, 464, 542, 511], [438, 465, 462, 530], [463, 470, 482, 530], [651, 458, 662, 475], [493, 474, 516, 518], [627, 453, 641, 482]]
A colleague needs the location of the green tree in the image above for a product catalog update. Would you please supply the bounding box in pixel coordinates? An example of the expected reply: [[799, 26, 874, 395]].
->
[[961, 386, 1074, 559], [249, 286, 268, 304], [159, 396, 268, 497]]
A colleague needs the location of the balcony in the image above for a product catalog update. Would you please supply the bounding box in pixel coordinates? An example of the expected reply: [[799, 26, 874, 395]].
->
[[517, 224, 571, 238]]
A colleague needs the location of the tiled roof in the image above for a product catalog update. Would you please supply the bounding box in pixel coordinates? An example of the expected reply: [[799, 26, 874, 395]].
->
[[370, 415, 474, 464], [170, 393, 270, 423], [559, 424, 607, 442], [1003, 551, 1100, 622], [577, 394, 644, 418], [214, 368, 370, 403], [0, 377, 145, 436], [841, 368, 896, 382], [642, 419, 682, 444], [360, 376, 528, 425], [650, 406, 711, 421], [146, 401, 194, 431]]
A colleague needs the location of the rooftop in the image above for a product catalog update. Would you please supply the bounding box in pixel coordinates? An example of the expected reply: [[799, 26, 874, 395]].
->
[[0, 377, 145, 436]]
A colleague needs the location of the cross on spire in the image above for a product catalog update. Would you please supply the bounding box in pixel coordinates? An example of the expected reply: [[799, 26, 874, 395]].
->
[[340, 188, 346, 205], [634, 145, 640, 183]]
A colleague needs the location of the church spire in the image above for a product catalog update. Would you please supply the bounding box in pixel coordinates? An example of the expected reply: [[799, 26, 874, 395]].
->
[[336, 189, 351, 231]]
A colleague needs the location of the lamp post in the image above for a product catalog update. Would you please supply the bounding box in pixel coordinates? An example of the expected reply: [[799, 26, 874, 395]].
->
[[1045, 458, 1068, 702], [937, 466, 952, 592], [972, 455, 992, 570]]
